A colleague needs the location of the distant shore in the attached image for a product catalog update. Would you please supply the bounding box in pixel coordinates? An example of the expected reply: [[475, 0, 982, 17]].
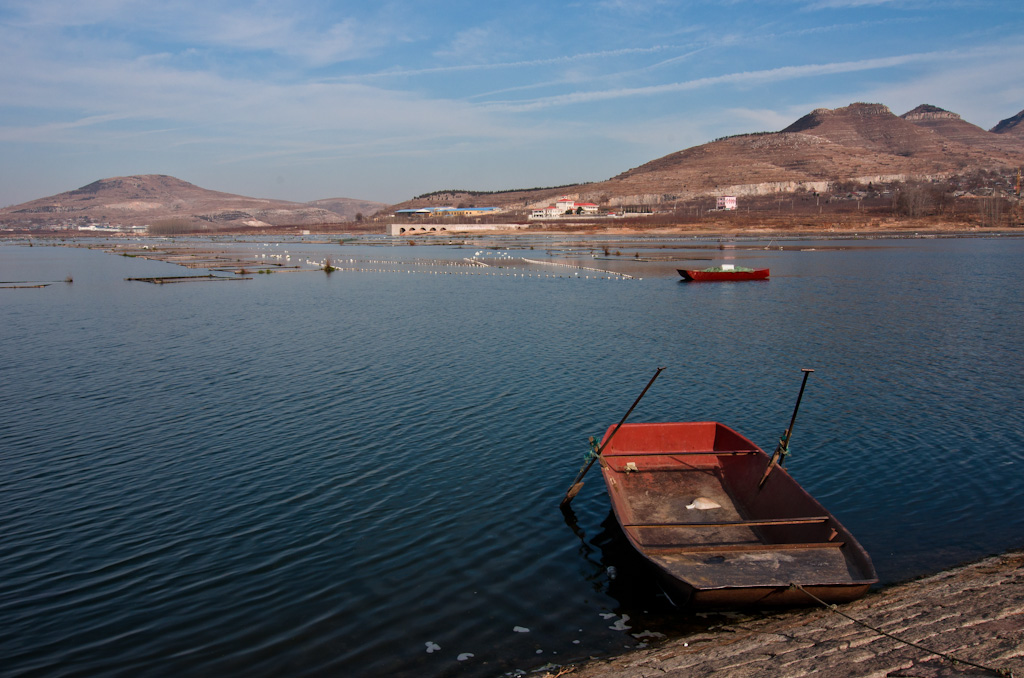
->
[[559, 223, 1021, 239], [1, 216, 1021, 241]]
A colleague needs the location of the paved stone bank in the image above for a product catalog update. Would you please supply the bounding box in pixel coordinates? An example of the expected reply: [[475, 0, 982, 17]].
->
[[564, 550, 1024, 678]]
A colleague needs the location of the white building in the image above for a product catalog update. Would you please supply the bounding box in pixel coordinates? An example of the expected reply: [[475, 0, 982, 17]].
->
[[531, 205, 562, 218], [530, 197, 601, 219], [555, 196, 576, 212]]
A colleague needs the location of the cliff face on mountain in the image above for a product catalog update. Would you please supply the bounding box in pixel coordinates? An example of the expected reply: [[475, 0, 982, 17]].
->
[[899, 104, 1017, 150], [991, 110, 1024, 136]]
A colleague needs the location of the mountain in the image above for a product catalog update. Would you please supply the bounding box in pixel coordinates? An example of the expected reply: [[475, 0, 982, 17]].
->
[[781, 103, 942, 154], [392, 102, 1024, 211], [0, 175, 384, 229], [991, 110, 1024, 136], [900, 104, 1014, 152], [386, 102, 1024, 214], [5, 102, 1022, 228]]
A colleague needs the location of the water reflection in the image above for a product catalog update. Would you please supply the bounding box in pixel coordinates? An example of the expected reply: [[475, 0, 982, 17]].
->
[[562, 507, 744, 638]]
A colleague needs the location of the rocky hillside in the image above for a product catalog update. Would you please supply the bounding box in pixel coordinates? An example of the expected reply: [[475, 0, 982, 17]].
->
[[305, 198, 386, 222], [390, 102, 1024, 212], [991, 110, 1024, 136], [0, 175, 386, 229], [584, 103, 1024, 204]]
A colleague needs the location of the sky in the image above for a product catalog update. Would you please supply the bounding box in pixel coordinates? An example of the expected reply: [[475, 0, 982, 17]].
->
[[1, 0, 1023, 207]]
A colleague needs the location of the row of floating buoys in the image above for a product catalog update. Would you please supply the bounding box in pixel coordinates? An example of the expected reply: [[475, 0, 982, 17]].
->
[[318, 267, 634, 279], [521, 257, 635, 279], [245, 255, 638, 281]]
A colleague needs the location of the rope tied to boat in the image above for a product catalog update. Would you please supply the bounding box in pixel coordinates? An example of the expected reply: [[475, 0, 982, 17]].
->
[[583, 437, 600, 463], [777, 436, 791, 460], [789, 583, 1014, 678]]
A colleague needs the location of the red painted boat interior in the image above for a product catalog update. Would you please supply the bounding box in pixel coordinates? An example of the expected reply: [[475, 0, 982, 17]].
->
[[598, 422, 878, 606]]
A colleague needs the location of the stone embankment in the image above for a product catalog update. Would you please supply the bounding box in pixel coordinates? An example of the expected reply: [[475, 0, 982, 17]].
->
[[564, 550, 1023, 678]]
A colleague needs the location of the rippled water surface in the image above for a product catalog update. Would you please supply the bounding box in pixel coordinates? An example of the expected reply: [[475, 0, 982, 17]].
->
[[2, 236, 1023, 677]]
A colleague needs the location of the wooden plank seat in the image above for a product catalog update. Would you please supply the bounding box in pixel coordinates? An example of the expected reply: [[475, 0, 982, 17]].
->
[[606, 449, 758, 457], [624, 516, 831, 529], [644, 541, 846, 554]]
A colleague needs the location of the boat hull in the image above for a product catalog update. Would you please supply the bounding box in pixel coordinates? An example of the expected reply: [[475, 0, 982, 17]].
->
[[678, 268, 769, 282], [598, 422, 876, 608], [656, 571, 873, 609]]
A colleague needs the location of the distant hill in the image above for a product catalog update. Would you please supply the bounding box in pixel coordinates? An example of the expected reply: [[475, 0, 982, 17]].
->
[[5, 102, 1023, 229], [305, 197, 387, 222], [991, 110, 1024, 136], [390, 102, 1024, 213], [585, 103, 1024, 204], [0, 175, 385, 229]]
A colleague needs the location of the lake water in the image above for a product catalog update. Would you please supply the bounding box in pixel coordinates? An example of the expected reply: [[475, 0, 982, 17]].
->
[[2, 234, 1023, 677]]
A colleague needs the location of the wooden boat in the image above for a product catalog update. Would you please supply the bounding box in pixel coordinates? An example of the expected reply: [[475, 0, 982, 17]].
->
[[677, 266, 769, 282], [598, 421, 877, 607]]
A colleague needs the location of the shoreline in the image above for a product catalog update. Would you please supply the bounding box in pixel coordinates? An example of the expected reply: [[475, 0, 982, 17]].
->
[[553, 549, 1024, 678], [2, 216, 1023, 242]]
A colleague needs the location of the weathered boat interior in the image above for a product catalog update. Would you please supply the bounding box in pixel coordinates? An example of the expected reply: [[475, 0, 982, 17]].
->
[[600, 422, 877, 606]]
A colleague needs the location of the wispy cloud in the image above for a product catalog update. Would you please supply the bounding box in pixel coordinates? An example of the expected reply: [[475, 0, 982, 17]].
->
[[462, 48, 707, 101], [803, 0, 942, 8], [433, 25, 504, 62], [348, 44, 704, 80], [4, 0, 140, 28], [0, 48, 522, 151], [485, 51, 949, 111], [1, 0, 1020, 205], [595, 0, 674, 12], [183, 7, 405, 66], [2, 0, 409, 67]]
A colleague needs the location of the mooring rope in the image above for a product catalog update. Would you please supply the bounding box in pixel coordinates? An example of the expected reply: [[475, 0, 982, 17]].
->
[[790, 583, 1014, 678]]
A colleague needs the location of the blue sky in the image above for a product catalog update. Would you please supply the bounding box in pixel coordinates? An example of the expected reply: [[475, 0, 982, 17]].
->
[[1, 0, 1022, 206]]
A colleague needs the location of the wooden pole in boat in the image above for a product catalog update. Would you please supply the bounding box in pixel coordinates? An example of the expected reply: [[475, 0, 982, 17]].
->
[[758, 368, 814, 490], [560, 367, 665, 509]]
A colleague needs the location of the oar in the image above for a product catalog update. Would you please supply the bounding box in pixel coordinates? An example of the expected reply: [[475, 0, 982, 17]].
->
[[758, 368, 814, 490], [559, 366, 665, 509]]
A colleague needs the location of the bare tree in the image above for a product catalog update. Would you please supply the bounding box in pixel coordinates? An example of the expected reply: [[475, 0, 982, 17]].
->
[[977, 196, 1004, 228], [892, 182, 933, 217]]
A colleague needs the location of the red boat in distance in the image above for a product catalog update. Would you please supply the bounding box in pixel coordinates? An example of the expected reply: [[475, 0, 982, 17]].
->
[[678, 265, 769, 282]]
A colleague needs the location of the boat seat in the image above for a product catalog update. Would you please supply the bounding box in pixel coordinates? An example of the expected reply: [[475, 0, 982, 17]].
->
[[605, 449, 758, 457], [644, 542, 845, 554], [625, 516, 830, 528]]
